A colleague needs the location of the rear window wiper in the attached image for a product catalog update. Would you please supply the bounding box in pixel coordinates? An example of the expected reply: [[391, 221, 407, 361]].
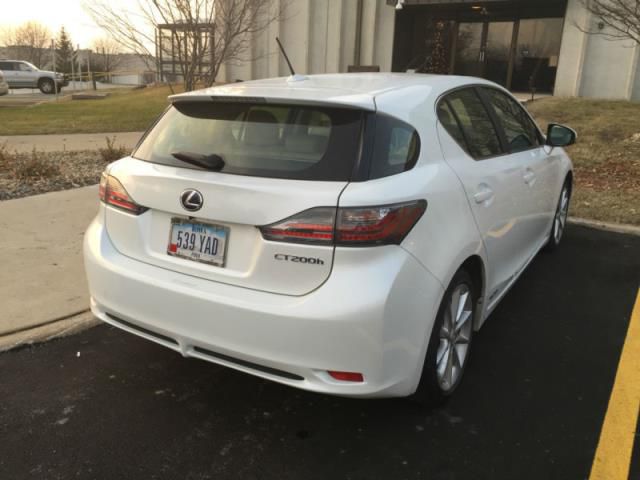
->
[[171, 151, 225, 171]]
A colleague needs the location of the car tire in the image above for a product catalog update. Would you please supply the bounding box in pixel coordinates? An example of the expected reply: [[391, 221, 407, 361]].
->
[[38, 78, 55, 94], [411, 268, 476, 407], [544, 180, 571, 252]]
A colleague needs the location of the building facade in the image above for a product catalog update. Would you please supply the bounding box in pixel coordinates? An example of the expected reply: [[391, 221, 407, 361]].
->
[[220, 0, 640, 101]]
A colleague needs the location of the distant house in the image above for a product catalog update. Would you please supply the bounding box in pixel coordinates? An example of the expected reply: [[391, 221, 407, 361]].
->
[[218, 0, 640, 101]]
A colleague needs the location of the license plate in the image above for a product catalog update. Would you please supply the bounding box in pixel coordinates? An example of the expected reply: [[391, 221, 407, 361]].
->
[[167, 218, 229, 267]]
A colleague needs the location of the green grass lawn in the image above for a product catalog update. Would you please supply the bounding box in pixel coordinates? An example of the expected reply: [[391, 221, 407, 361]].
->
[[527, 97, 640, 226], [0, 85, 181, 135]]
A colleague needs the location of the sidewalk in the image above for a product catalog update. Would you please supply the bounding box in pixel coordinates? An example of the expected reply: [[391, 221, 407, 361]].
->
[[0, 131, 144, 153], [0, 186, 98, 337]]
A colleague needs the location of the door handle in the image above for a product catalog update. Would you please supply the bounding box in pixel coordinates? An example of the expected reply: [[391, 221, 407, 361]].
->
[[474, 185, 494, 205], [523, 169, 536, 186]]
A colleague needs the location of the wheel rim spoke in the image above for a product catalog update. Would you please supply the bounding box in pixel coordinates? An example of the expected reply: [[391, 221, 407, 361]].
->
[[449, 289, 461, 326], [444, 346, 454, 388], [561, 191, 569, 212], [454, 309, 472, 335], [452, 345, 462, 371], [440, 310, 452, 339], [455, 291, 469, 324], [437, 340, 450, 373], [553, 188, 569, 243]]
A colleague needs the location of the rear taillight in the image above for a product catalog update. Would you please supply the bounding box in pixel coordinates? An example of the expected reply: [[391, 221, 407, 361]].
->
[[259, 207, 335, 244], [99, 172, 148, 215], [259, 201, 426, 247]]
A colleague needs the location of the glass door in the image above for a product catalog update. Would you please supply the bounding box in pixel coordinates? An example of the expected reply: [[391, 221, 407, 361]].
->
[[453, 21, 515, 88], [454, 22, 485, 78], [511, 18, 564, 93], [484, 21, 515, 87]]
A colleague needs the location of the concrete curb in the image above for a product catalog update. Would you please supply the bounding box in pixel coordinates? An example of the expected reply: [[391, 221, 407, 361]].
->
[[0, 131, 144, 153], [568, 217, 640, 236], [0, 311, 99, 353], [0, 308, 90, 338]]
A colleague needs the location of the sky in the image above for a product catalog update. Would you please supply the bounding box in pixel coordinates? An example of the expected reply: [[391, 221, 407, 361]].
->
[[1, 0, 124, 48]]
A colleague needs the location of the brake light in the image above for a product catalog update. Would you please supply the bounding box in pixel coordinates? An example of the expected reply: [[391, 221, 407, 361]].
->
[[259, 201, 426, 246], [99, 172, 148, 215]]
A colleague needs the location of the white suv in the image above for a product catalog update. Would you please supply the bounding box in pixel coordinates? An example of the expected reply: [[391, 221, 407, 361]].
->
[[84, 73, 575, 404], [0, 60, 67, 94]]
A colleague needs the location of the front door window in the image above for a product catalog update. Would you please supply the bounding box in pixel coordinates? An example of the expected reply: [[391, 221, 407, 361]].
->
[[482, 88, 541, 152]]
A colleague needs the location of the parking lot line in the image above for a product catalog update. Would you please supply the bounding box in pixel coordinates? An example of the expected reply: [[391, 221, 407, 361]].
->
[[589, 289, 640, 480]]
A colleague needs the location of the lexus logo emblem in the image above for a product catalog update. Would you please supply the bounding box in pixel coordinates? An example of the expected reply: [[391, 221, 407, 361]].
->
[[180, 189, 203, 212]]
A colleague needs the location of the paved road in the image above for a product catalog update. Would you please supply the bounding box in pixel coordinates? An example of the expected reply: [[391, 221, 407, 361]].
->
[[1, 225, 638, 480]]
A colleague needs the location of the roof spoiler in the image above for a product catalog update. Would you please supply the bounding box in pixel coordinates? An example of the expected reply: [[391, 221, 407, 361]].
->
[[168, 94, 375, 111]]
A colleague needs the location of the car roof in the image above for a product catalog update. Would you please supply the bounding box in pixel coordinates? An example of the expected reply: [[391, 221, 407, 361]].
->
[[170, 73, 495, 111]]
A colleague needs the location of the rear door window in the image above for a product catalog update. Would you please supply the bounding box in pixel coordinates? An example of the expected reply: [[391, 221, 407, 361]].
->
[[0, 62, 14, 71], [134, 102, 363, 181], [482, 88, 541, 152], [442, 89, 503, 159], [437, 102, 467, 149]]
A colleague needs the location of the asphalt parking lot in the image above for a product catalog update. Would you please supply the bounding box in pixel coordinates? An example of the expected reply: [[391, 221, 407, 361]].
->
[[0, 225, 638, 480]]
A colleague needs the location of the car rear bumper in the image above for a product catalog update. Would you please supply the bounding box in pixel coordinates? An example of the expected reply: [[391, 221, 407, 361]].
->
[[84, 211, 444, 398]]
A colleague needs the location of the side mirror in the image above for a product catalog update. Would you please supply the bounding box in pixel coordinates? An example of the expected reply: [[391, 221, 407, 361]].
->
[[546, 124, 577, 147]]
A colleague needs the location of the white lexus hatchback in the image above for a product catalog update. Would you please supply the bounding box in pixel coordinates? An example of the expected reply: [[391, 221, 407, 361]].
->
[[84, 73, 575, 404]]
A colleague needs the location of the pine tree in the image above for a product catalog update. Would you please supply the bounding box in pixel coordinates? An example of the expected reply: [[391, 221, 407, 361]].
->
[[55, 27, 74, 74], [425, 21, 449, 74]]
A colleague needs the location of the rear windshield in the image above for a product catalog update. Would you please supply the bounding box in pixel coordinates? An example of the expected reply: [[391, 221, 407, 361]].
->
[[133, 102, 364, 181]]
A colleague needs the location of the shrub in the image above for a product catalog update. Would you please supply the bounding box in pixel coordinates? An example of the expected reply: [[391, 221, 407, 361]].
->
[[0, 141, 12, 172], [11, 148, 61, 180], [99, 136, 130, 163]]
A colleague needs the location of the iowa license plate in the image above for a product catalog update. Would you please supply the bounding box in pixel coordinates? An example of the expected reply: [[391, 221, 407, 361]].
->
[[167, 218, 229, 267]]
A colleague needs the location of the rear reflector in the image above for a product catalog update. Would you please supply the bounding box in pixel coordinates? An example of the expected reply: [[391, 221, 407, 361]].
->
[[260, 201, 426, 247], [99, 172, 148, 215], [328, 371, 364, 382]]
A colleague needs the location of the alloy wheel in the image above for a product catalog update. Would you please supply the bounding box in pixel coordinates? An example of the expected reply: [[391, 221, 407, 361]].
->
[[554, 187, 569, 244], [436, 283, 473, 392]]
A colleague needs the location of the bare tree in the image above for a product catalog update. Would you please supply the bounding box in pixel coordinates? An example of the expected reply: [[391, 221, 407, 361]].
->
[[579, 0, 640, 44], [92, 38, 123, 74], [84, 0, 287, 91], [1, 21, 52, 68]]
